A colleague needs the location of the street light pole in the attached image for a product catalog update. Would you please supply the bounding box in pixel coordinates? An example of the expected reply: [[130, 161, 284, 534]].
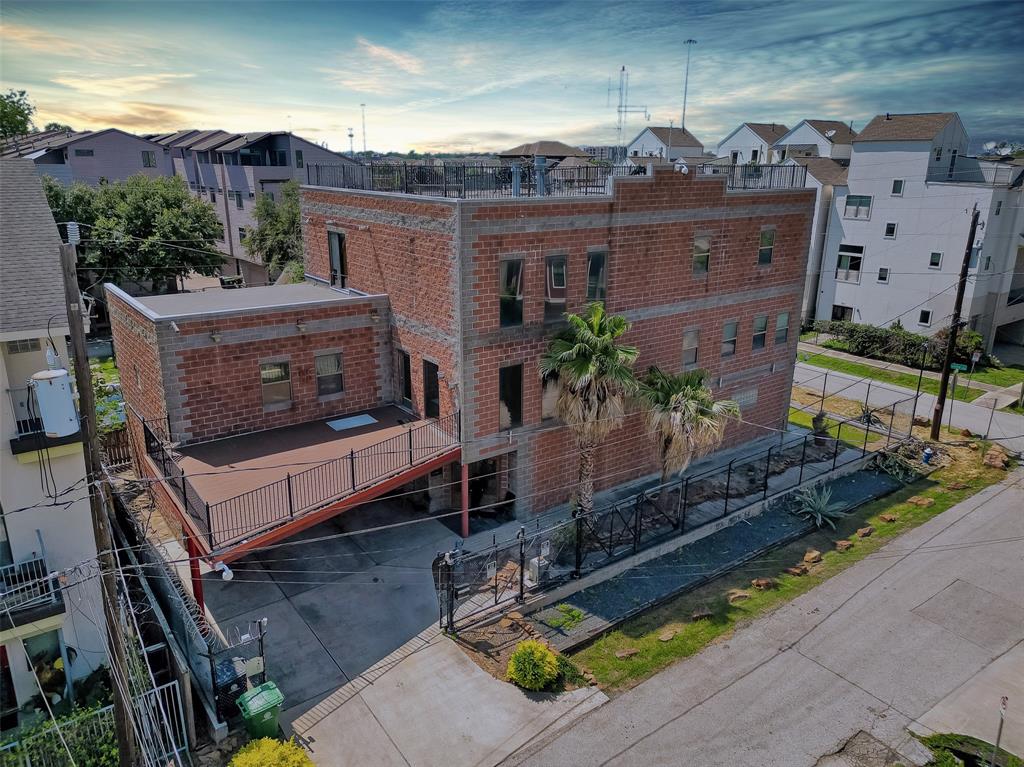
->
[[930, 204, 980, 440], [681, 39, 697, 129], [913, 342, 928, 419]]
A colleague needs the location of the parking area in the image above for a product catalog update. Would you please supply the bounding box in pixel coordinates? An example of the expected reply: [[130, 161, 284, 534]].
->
[[200, 496, 460, 712]]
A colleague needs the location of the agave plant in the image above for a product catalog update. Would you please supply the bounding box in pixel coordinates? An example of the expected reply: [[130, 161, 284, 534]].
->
[[791, 484, 846, 529]]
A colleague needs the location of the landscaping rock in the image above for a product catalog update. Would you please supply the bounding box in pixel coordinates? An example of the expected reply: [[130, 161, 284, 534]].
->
[[983, 446, 1009, 469], [946, 481, 968, 490], [835, 540, 854, 552], [785, 564, 809, 576], [803, 548, 823, 564], [615, 648, 640, 659], [907, 496, 934, 507], [658, 630, 677, 642], [856, 525, 875, 538], [913, 416, 931, 427], [969, 442, 979, 450], [880, 513, 899, 523], [751, 577, 776, 590], [727, 589, 751, 604], [960, 427, 973, 437], [691, 608, 713, 621]]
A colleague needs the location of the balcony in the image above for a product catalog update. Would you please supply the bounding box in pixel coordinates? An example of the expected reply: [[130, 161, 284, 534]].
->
[[142, 406, 461, 553], [0, 533, 63, 629]]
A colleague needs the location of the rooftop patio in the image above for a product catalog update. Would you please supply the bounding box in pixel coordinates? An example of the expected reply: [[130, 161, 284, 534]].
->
[[143, 406, 460, 552]]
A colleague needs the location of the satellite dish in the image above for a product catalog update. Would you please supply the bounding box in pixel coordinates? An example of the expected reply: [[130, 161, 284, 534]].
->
[[983, 141, 997, 151], [825, 129, 836, 138]]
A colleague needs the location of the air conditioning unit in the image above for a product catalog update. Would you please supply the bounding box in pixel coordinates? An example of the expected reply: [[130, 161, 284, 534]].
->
[[527, 556, 549, 585]]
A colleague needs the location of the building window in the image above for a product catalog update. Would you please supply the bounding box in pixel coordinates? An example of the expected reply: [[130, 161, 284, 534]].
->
[[210, 190, 216, 203], [891, 179, 904, 196], [835, 244, 864, 283], [751, 148, 760, 163], [918, 309, 932, 326], [141, 150, 157, 168], [73, 148, 94, 157], [752, 315, 768, 350], [693, 235, 711, 275], [499, 259, 524, 327], [721, 321, 738, 358], [831, 305, 854, 322], [877, 267, 890, 283], [884, 222, 898, 239], [328, 231, 347, 287], [984, 255, 992, 271], [730, 150, 739, 164], [295, 150, 304, 169], [586, 251, 607, 302], [775, 312, 790, 344], [995, 201, 1002, 216], [499, 364, 523, 429], [928, 251, 942, 269], [682, 328, 699, 368], [398, 350, 412, 407], [4, 338, 41, 354], [541, 372, 559, 420], [544, 255, 567, 322], [314, 352, 344, 397], [934, 147, 942, 162], [216, 226, 225, 242], [733, 387, 758, 411], [757, 229, 775, 265], [260, 361, 291, 407], [237, 227, 245, 243], [843, 194, 872, 219], [234, 191, 244, 209]]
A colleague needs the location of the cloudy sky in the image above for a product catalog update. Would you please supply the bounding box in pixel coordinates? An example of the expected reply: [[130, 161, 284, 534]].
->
[[2, 0, 1020, 153]]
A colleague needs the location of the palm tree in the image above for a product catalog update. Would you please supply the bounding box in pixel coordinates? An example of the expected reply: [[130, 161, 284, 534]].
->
[[638, 367, 740, 508], [539, 302, 639, 518]]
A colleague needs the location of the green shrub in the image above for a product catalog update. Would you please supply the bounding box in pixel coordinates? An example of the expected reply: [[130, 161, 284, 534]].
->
[[812, 320, 991, 370], [791, 485, 846, 529], [506, 640, 559, 691], [229, 737, 314, 767]]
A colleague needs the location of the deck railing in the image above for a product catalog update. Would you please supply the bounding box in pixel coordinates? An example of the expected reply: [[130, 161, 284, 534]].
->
[[0, 532, 59, 617], [695, 163, 808, 189]]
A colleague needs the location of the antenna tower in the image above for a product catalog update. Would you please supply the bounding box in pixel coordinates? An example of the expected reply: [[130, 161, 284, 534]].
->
[[360, 103, 367, 154], [607, 66, 649, 155]]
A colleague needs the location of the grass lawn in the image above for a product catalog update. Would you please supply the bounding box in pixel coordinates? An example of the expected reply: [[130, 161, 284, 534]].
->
[[967, 363, 1024, 389], [801, 354, 985, 403], [1002, 401, 1024, 414], [571, 444, 1009, 693], [787, 407, 882, 448]]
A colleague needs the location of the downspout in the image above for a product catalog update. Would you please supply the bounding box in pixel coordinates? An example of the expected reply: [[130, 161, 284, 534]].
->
[[219, 162, 237, 275], [805, 181, 834, 324]]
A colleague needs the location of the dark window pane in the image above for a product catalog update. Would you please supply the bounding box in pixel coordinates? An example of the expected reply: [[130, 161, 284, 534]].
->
[[499, 365, 523, 429], [315, 353, 344, 396], [545, 255, 567, 321], [693, 235, 710, 275], [499, 259, 524, 326], [721, 321, 737, 357], [586, 252, 607, 301], [752, 315, 768, 349], [329, 231, 347, 287]]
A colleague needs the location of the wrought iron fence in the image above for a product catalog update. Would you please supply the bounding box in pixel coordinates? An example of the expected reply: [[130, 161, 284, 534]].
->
[[441, 393, 915, 631], [696, 163, 808, 189], [0, 531, 59, 617], [141, 418, 213, 546]]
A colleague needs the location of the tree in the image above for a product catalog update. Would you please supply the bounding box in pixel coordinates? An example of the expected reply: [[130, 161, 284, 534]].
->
[[637, 367, 739, 509], [242, 180, 301, 272], [539, 302, 639, 518], [1, 89, 35, 138], [44, 121, 74, 132], [43, 174, 223, 294]]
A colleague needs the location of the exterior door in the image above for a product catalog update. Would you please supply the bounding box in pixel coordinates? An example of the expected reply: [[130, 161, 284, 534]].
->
[[398, 351, 413, 409], [422, 360, 440, 418]]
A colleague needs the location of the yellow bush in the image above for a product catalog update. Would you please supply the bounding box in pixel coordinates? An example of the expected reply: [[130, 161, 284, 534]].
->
[[229, 737, 313, 767], [507, 640, 559, 691]]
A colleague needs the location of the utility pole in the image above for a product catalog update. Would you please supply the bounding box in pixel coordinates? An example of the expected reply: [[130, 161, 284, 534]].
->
[[60, 240, 137, 766], [931, 204, 980, 440], [348, 127, 355, 159], [360, 103, 367, 154], [681, 39, 697, 128]]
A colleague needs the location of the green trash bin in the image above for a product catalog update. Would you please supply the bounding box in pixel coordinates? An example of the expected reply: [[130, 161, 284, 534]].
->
[[236, 682, 284, 738]]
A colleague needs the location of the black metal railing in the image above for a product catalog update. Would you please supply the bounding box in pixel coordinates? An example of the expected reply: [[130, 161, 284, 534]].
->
[[442, 392, 915, 631], [143, 411, 461, 550], [696, 163, 808, 190], [307, 161, 646, 199]]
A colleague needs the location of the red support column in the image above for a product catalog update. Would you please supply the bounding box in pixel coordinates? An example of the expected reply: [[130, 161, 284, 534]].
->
[[186, 535, 205, 615], [460, 463, 470, 538]]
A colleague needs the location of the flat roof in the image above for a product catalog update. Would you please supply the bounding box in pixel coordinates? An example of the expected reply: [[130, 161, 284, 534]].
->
[[106, 282, 370, 320]]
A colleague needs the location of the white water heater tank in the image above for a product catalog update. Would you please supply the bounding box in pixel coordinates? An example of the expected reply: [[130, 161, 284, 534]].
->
[[28, 369, 79, 438]]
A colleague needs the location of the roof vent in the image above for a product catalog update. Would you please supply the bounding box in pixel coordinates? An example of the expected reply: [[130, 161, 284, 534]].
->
[[825, 129, 836, 138], [885, 113, 892, 121]]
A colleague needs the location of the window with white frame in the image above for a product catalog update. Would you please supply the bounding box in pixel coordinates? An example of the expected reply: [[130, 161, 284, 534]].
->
[[877, 267, 890, 283], [928, 251, 942, 269], [260, 361, 291, 406], [884, 222, 898, 239], [721, 320, 738, 358], [544, 255, 567, 322], [693, 235, 711, 275], [831, 304, 854, 322], [682, 328, 699, 368], [314, 352, 344, 397], [141, 150, 157, 168], [757, 228, 775, 265], [752, 315, 768, 350], [5, 338, 41, 354], [891, 179, 904, 196], [843, 194, 872, 219], [835, 244, 864, 282], [775, 312, 790, 344], [918, 309, 932, 326]]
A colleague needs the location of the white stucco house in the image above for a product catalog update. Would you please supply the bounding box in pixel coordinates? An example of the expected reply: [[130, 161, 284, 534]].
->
[[815, 112, 1024, 350], [715, 122, 788, 164], [773, 120, 857, 162], [626, 126, 704, 163]]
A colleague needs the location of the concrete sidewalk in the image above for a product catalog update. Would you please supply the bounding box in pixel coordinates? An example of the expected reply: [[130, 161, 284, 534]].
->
[[506, 471, 1024, 766]]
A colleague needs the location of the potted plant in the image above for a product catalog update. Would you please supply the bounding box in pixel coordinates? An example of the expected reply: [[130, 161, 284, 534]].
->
[[812, 411, 829, 446]]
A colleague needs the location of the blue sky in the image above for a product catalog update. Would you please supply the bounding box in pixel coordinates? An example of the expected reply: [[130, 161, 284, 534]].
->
[[1, 0, 1021, 153]]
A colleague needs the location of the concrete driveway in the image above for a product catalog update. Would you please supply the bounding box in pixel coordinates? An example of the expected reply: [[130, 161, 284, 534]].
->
[[507, 471, 1024, 766], [201, 497, 458, 710]]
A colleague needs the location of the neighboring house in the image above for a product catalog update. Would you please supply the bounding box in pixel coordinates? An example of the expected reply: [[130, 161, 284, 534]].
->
[[773, 120, 857, 163], [817, 112, 1024, 349], [153, 130, 360, 285], [0, 160, 105, 734], [784, 157, 849, 323], [626, 126, 704, 163], [497, 141, 592, 161], [716, 122, 789, 164], [0, 128, 171, 185]]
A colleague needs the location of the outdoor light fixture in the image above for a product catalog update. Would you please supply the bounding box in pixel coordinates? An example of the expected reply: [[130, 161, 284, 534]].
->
[[214, 562, 233, 581], [296, 321, 307, 332], [210, 331, 222, 343]]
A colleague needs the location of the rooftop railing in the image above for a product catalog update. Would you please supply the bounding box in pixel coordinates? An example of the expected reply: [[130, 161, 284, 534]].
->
[[695, 163, 808, 190]]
